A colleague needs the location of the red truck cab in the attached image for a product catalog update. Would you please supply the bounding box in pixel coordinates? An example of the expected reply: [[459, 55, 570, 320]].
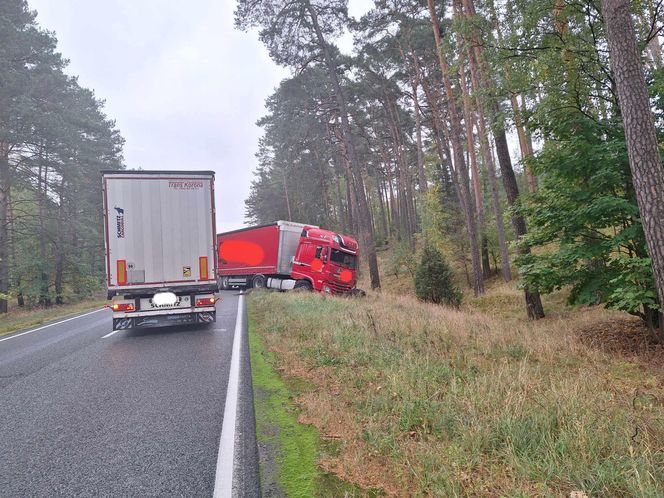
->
[[292, 226, 358, 294]]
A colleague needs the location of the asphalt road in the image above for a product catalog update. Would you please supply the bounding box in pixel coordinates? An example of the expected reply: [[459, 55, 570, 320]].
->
[[0, 291, 260, 497]]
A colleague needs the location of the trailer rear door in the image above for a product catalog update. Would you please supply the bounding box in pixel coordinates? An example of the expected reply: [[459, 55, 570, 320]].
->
[[103, 172, 216, 290]]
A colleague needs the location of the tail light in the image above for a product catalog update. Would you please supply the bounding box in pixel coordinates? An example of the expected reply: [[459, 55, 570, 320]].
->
[[112, 301, 135, 312], [195, 295, 216, 307]]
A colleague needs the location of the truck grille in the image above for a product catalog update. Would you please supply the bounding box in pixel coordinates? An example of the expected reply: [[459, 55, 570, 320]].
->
[[328, 281, 352, 295]]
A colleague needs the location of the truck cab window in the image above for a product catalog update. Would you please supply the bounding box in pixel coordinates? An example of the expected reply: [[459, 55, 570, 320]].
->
[[315, 246, 322, 259], [330, 249, 357, 269]]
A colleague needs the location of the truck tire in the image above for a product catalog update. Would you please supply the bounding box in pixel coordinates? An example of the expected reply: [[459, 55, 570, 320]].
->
[[252, 274, 266, 289], [294, 279, 313, 291], [220, 276, 230, 290]]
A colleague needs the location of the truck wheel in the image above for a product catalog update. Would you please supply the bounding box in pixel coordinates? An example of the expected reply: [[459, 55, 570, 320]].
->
[[294, 280, 313, 291], [220, 276, 230, 290], [252, 274, 266, 289]]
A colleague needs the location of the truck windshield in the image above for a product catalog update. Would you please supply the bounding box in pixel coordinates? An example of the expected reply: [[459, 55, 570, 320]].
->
[[330, 249, 356, 269]]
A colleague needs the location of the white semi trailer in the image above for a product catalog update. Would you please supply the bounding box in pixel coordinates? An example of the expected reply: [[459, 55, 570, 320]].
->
[[102, 170, 218, 330]]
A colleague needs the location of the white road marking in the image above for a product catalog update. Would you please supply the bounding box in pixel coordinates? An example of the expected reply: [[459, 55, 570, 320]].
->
[[0, 308, 107, 344], [213, 294, 245, 498], [102, 329, 122, 339]]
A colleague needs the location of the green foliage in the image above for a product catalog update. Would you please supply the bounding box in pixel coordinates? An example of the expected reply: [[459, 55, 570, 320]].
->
[[517, 112, 659, 319], [388, 241, 416, 278], [0, 1, 124, 310], [414, 245, 461, 307]]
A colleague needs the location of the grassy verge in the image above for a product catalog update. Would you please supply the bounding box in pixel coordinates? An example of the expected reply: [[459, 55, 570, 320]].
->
[[0, 296, 108, 338], [249, 289, 664, 497], [249, 301, 381, 497]]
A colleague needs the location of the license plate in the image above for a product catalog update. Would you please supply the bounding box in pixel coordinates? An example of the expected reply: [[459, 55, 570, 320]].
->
[[139, 295, 191, 310]]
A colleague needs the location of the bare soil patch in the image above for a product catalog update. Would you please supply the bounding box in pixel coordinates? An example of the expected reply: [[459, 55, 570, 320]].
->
[[578, 317, 664, 362]]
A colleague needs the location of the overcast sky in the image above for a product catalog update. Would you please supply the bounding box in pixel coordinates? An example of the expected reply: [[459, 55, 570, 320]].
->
[[29, 0, 372, 232]]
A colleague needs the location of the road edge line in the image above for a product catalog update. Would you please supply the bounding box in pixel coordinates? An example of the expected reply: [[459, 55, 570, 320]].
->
[[213, 293, 245, 497], [102, 329, 122, 339], [0, 308, 106, 344]]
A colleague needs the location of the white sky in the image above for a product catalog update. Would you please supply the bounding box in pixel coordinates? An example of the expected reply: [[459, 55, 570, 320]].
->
[[29, 0, 372, 232]]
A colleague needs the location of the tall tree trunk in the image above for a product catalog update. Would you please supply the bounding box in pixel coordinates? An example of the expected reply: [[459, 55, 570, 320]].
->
[[420, 75, 456, 198], [384, 106, 409, 240], [459, 63, 491, 278], [0, 143, 10, 313], [494, 131, 545, 319], [385, 99, 414, 243], [306, 0, 380, 289], [345, 170, 355, 234], [464, 1, 511, 281], [54, 177, 67, 305], [334, 171, 345, 229], [393, 103, 418, 238], [282, 167, 292, 221], [489, 0, 538, 192], [382, 179, 391, 231], [377, 176, 388, 243], [37, 160, 50, 307], [428, 0, 484, 296], [465, 0, 543, 313], [603, 0, 664, 334], [7, 190, 22, 307], [458, 61, 491, 278], [412, 84, 427, 194], [400, 45, 427, 194]]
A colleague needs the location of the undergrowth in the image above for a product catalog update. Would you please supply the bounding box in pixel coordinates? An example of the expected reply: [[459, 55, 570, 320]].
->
[[249, 288, 664, 496]]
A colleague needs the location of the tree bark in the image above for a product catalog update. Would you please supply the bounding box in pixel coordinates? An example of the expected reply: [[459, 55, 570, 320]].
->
[[458, 62, 490, 278], [603, 0, 664, 334], [399, 45, 428, 194], [0, 143, 10, 313], [462, 0, 512, 281], [54, 176, 68, 305], [37, 160, 51, 307], [494, 130, 545, 319], [488, 1, 537, 193], [428, 0, 484, 296], [419, 74, 457, 201]]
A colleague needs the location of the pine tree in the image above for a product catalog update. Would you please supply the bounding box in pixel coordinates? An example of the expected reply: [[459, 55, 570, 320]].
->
[[414, 245, 462, 307]]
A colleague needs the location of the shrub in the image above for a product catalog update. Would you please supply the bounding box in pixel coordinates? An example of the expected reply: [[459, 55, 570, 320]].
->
[[414, 245, 462, 307], [388, 241, 416, 278]]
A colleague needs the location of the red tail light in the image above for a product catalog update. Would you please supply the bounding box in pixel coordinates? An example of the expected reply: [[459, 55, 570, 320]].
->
[[112, 302, 135, 312], [196, 297, 216, 307]]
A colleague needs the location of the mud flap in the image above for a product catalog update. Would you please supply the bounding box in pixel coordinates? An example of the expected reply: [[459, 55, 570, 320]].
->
[[197, 311, 216, 324]]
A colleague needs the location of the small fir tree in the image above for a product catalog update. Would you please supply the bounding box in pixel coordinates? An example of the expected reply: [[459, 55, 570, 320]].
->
[[414, 246, 462, 307]]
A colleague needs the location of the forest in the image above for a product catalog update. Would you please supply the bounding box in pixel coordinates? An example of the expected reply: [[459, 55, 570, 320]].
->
[[238, 0, 664, 336], [0, 1, 124, 313]]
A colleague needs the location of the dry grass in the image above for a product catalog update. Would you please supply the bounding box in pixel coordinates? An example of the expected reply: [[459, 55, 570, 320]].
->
[[249, 284, 664, 497], [0, 295, 108, 337]]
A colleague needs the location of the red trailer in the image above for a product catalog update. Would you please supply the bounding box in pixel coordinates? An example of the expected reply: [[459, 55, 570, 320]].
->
[[217, 221, 359, 294]]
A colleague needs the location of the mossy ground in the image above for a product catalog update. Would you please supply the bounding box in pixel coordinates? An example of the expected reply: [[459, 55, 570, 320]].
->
[[249, 306, 380, 497]]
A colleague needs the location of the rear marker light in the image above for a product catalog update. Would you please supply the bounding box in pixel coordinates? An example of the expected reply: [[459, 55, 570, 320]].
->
[[199, 256, 209, 280], [196, 297, 216, 307], [117, 260, 127, 285]]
